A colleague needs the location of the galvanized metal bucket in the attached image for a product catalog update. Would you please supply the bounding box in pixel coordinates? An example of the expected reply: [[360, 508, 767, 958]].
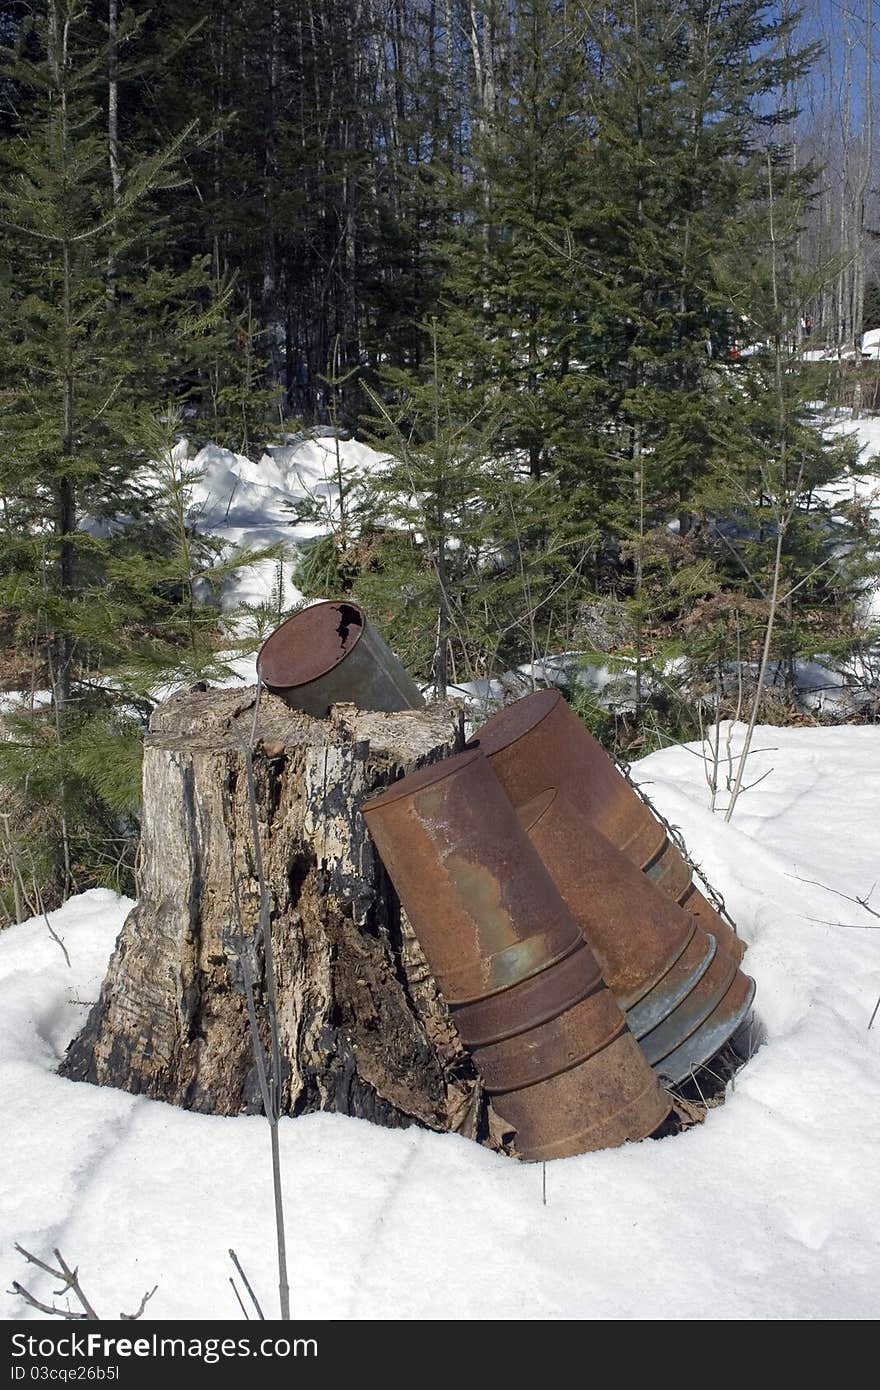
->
[[362, 750, 671, 1159], [469, 689, 745, 962], [257, 600, 424, 717], [516, 786, 755, 1085]]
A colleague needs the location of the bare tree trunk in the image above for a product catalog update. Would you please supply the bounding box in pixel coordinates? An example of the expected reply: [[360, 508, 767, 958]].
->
[[852, 0, 873, 352], [108, 0, 122, 207], [262, 1, 282, 393]]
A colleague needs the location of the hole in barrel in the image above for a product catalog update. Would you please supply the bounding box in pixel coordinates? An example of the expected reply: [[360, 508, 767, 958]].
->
[[336, 603, 363, 651]]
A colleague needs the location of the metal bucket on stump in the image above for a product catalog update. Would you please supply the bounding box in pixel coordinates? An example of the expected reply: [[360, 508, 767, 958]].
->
[[468, 689, 745, 963], [362, 750, 671, 1160], [257, 600, 424, 717]]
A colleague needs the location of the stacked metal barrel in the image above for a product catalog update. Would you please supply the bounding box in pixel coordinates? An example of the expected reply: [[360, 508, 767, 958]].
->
[[363, 691, 755, 1162], [363, 751, 672, 1159]]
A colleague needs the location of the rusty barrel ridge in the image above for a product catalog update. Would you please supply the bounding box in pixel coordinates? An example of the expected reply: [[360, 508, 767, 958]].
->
[[468, 689, 745, 963], [257, 600, 424, 718], [362, 750, 671, 1160], [516, 786, 755, 1085]]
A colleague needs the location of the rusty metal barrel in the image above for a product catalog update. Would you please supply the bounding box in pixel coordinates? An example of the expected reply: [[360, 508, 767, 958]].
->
[[362, 750, 671, 1160], [516, 787, 755, 1084], [257, 600, 424, 717], [468, 689, 744, 962]]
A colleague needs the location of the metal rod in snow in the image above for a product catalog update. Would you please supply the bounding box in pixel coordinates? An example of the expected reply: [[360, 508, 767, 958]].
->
[[243, 676, 291, 1320]]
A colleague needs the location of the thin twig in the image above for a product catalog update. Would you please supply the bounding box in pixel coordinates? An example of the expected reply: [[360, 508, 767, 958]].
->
[[10, 1282, 87, 1320], [52, 1249, 99, 1320], [805, 915, 878, 929], [40, 903, 71, 968], [12, 1245, 98, 1321], [735, 765, 776, 795], [786, 872, 880, 918], [230, 1277, 250, 1320], [120, 1286, 157, 1320], [229, 1248, 265, 1321], [785, 873, 880, 1026]]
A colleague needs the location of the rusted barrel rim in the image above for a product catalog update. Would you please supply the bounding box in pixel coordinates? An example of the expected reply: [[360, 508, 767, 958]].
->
[[627, 932, 717, 1039], [468, 687, 562, 756], [642, 839, 693, 898], [680, 885, 745, 960], [656, 976, 757, 1086], [257, 599, 366, 689], [521, 1070, 671, 1162], [451, 939, 604, 1046], [517, 785, 558, 832], [639, 953, 738, 1066], [476, 993, 626, 1094], [440, 930, 584, 1006]]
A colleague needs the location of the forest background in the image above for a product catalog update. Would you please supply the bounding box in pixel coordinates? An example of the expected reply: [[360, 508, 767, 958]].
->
[[1, 0, 879, 917]]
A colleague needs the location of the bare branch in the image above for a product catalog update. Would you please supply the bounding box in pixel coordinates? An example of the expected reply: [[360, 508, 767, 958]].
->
[[52, 1249, 99, 1320], [786, 872, 880, 918], [12, 1245, 97, 1320], [10, 1281, 88, 1320], [229, 1249, 265, 1321], [736, 765, 776, 794], [230, 1277, 250, 1320], [12, 1244, 155, 1321], [805, 916, 879, 929], [120, 1285, 157, 1320], [41, 906, 71, 968]]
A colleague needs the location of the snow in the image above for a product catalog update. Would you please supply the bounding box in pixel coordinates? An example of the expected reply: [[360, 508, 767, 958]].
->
[[861, 328, 880, 359], [799, 346, 863, 362], [1, 725, 878, 1321], [185, 434, 391, 623]]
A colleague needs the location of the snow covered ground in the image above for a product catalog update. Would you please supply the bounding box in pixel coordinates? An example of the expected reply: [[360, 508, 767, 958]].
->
[[1, 723, 878, 1321]]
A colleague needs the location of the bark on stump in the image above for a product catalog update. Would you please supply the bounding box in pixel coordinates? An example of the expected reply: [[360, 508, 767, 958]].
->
[[62, 687, 502, 1144]]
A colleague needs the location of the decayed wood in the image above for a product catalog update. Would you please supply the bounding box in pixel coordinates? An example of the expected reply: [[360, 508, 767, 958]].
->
[[62, 687, 502, 1143]]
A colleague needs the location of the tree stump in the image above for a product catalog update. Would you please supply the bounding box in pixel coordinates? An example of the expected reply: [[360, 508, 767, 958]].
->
[[62, 688, 502, 1144]]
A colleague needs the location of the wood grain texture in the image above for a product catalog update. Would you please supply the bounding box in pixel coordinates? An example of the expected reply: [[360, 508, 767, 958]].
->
[[62, 688, 505, 1145]]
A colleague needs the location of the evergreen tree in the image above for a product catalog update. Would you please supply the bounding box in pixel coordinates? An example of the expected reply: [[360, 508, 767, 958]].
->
[[0, 2, 254, 911]]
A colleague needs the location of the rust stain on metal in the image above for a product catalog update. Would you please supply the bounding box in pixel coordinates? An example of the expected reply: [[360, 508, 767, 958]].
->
[[517, 787, 696, 1008], [474, 989, 626, 1094], [643, 840, 693, 902], [257, 600, 424, 717], [452, 940, 603, 1046], [680, 883, 745, 961], [469, 689, 745, 963], [362, 749, 671, 1159], [491, 1036, 671, 1162], [514, 782, 755, 1074], [445, 856, 515, 954]]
